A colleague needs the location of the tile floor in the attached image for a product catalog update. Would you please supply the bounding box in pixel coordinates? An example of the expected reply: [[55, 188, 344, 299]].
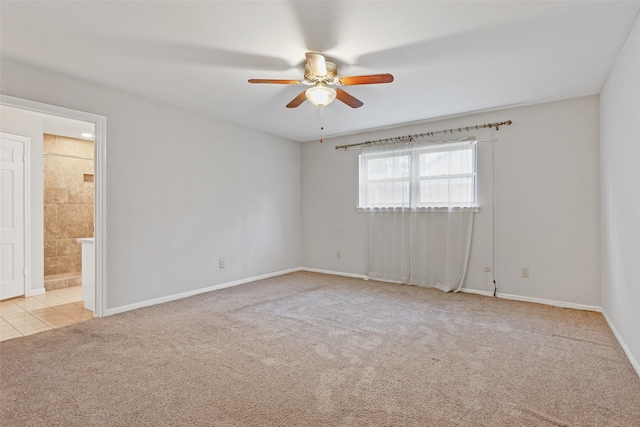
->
[[0, 286, 93, 342]]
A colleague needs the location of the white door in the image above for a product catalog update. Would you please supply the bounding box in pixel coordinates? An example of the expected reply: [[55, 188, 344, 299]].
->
[[0, 133, 27, 300]]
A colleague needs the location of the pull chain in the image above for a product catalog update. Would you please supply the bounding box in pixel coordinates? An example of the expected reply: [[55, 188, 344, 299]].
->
[[319, 106, 324, 143]]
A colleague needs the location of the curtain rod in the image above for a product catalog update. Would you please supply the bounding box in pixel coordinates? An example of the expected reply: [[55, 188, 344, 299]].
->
[[334, 120, 512, 150]]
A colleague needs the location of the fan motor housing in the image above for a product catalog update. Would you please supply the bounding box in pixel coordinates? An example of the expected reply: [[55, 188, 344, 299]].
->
[[304, 61, 338, 83]]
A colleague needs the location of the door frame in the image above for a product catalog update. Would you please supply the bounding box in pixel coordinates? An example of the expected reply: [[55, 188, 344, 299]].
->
[[0, 95, 107, 317], [0, 132, 31, 300]]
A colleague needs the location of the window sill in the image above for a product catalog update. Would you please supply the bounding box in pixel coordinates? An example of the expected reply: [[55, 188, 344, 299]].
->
[[357, 207, 480, 213]]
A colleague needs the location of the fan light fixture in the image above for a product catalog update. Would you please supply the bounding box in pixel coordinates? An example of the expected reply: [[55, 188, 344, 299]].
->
[[249, 52, 393, 109], [305, 85, 336, 107]]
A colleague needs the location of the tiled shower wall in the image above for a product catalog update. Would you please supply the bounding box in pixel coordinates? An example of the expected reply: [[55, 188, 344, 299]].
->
[[43, 134, 94, 290]]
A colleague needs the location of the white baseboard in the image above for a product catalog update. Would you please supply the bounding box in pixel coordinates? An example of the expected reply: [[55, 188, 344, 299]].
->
[[299, 272, 601, 313], [460, 288, 602, 312], [458, 288, 493, 297], [104, 268, 302, 316], [26, 287, 45, 297], [461, 287, 638, 378], [601, 311, 640, 378], [495, 292, 602, 312], [299, 267, 368, 280]]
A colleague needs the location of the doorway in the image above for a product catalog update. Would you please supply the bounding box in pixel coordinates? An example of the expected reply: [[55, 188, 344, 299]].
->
[[0, 95, 106, 317], [43, 133, 95, 309]]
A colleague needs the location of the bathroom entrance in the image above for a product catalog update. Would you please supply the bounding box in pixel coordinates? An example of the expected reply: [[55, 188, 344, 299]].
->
[[0, 95, 106, 319], [43, 133, 95, 311]]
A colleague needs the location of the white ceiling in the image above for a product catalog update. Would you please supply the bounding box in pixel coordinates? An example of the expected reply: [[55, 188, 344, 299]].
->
[[1, 1, 639, 142]]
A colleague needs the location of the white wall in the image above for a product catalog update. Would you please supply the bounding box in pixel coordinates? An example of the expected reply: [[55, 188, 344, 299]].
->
[[0, 106, 45, 294], [302, 96, 601, 307], [1, 59, 301, 310], [600, 14, 640, 373]]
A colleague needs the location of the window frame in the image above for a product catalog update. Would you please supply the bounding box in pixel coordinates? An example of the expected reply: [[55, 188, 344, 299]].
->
[[358, 147, 411, 208], [358, 141, 478, 210]]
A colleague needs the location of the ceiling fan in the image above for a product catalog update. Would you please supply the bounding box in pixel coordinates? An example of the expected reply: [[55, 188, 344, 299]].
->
[[248, 52, 394, 109]]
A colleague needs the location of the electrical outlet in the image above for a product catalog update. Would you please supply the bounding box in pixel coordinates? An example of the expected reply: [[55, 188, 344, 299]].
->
[[520, 267, 529, 278], [336, 251, 341, 259], [219, 258, 225, 269]]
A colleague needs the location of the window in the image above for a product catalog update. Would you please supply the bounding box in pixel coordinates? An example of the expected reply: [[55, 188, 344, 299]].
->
[[359, 141, 477, 208]]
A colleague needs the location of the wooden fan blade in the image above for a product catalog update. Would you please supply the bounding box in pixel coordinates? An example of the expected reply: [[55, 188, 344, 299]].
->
[[339, 74, 394, 85], [305, 52, 327, 77], [286, 91, 308, 108], [335, 89, 363, 108], [248, 79, 302, 84]]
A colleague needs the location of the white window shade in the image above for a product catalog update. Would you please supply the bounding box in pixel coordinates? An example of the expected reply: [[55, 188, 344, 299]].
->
[[359, 144, 411, 208]]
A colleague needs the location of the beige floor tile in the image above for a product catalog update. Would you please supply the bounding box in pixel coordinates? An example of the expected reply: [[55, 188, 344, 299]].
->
[[1, 322, 19, 333], [12, 298, 49, 310], [1, 289, 92, 340], [56, 311, 84, 321], [19, 325, 52, 335], [42, 317, 76, 328], [29, 307, 62, 318], [37, 310, 75, 324], [5, 315, 44, 329], [4, 316, 31, 325], [32, 317, 73, 328], [52, 288, 83, 303], [0, 328, 16, 338], [1, 310, 33, 321], [0, 304, 26, 316], [48, 288, 70, 297], [66, 286, 83, 295], [32, 293, 69, 307], [0, 325, 22, 341], [53, 302, 83, 313], [14, 320, 50, 333], [0, 298, 24, 307], [33, 312, 71, 322], [62, 293, 82, 303], [78, 312, 94, 321], [53, 303, 88, 318]]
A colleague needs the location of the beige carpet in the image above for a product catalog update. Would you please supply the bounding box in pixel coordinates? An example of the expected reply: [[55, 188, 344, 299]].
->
[[1, 271, 639, 426]]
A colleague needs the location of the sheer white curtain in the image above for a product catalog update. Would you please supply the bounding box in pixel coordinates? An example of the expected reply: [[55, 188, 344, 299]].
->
[[359, 140, 475, 292]]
